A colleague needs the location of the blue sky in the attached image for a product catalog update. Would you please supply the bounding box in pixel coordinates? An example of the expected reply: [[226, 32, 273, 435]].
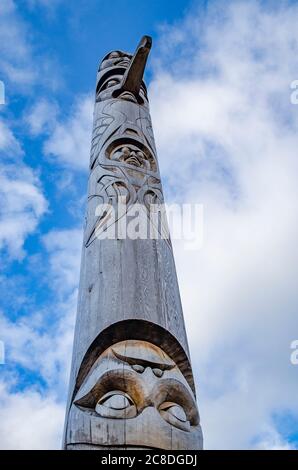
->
[[0, 0, 298, 449]]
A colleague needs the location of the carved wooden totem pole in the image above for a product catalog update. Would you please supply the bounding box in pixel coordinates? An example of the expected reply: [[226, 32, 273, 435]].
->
[[64, 36, 203, 450]]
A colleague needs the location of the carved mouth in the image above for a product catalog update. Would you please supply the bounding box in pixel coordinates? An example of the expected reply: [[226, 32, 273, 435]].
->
[[124, 156, 142, 167], [119, 91, 138, 103]]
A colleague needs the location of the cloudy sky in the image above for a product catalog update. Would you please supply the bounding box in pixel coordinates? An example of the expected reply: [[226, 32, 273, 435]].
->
[[0, 0, 298, 449]]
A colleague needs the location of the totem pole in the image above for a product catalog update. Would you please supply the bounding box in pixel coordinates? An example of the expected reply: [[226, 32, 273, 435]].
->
[[64, 36, 203, 450]]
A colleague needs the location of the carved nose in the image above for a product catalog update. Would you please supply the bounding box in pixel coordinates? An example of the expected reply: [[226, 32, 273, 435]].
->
[[141, 365, 164, 380]]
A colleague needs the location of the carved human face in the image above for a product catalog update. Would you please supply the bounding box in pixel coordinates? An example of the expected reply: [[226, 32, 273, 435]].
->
[[100, 51, 131, 71], [66, 341, 202, 449], [96, 76, 148, 104], [96, 50, 148, 104], [109, 143, 156, 172]]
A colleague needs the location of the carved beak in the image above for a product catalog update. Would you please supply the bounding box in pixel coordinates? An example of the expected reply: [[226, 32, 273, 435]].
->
[[113, 35, 152, 103]]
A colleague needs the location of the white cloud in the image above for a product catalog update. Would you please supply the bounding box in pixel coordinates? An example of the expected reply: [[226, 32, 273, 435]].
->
[[150, 0, 298, 449], [0, 290, 76, 392], [0, 120, 22, 156], [0, 228, 80, 448], [25, 99, 59, 136], [0, 166, 47, 260], [42, 228, 82, 295], [0, 120, 47, 260], [43, 95, 93, 170], [0, 0, 37, 86], [253, 426, 296, 450], [0, 227, 81, 386], [0, 0, 61, 90], [0, 380, 64, 450]]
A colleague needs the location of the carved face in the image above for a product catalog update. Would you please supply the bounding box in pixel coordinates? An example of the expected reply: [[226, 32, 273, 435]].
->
[[96, 50, 148, 104], [108, 143, 156, 172], [100, 51, 132, 71], [96, 75, 148, 104], [66, 341, 202, 449]]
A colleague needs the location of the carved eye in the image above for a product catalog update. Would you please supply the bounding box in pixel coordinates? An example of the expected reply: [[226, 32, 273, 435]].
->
[[108, 52, 120, 59], [131, 364, 145, 373], [106, 79, 119, 88], [159, 402, 190, 432], [98, 78, 120, 95], [98, 393, 131, 409], [95, 391, 137, 419], [122, 146, 131, 156], [152, 368, 163, 378]]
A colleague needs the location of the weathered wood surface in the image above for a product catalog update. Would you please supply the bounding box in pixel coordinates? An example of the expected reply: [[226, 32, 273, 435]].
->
[[64, 36, 203, 450]]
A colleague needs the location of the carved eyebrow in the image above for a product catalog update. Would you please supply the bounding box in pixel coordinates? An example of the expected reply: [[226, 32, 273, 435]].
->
[[96, 68, 125, 95], [111, 348, 175, 371]]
